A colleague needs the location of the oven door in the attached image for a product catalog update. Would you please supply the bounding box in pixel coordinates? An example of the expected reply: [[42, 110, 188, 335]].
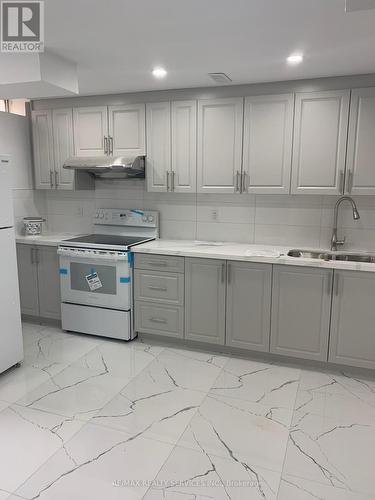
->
[[59, 251, 131, 310]]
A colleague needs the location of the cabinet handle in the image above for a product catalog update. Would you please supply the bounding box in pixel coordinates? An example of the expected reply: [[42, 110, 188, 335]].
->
[[104, 136, 108, 155], [149, 317, 167, 324], [148, 285, 168, 292], [55, 171, 58, 189], [347, 170, 353, 193], [235, 171, 240, 192], [241, 172, 247, 193], [221, 262, 226, 283], [339, 170, 344, 194], [109, 136, 114, 155], [166, 171, 170, 191], [227, 263, 231, 284], [171, 171, 175, 191], [50, 170, 54, 188]]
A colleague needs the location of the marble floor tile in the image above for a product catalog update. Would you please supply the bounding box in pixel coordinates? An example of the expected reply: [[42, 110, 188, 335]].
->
[[278, 474, 375, 500], [283, 409, 375, 496], [210, 357, 301, 408], [16, 364, 127, 421], [0, 400, 9, 412], [0, 364, 52, 403], [152, 347, 224, 393], [0, 404, 84, 492], [21, 322, 50, 347], [16, 423, 173, 500], [178, 392, 292, 473], [93, 355, 206, 444], [142, 443, 281, 500]]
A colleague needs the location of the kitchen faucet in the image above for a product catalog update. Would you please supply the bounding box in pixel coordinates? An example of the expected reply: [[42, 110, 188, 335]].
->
[[331, 196, 360, 251]]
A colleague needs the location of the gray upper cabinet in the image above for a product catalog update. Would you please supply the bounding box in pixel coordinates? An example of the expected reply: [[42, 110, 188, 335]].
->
[[197, 97, 243, 194], [242, 94, 294, 194], [32, 110, 55, 190], [185, 257, 226, 344], [73, 106, 108, 156], [345, 87, 375, 195], [226, 261, 272, 351], [329, 270, 375, 369], [16, 244, 40, 317], [146, 102, 171, 192], [108, 104, 146, 157], [271, 265, 332, 361], [291, 90, 350, 195], [52, 108, 74, 190]]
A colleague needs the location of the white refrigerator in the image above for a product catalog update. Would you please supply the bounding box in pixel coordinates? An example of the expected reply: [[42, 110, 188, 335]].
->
[[0, 155, 23, 374]]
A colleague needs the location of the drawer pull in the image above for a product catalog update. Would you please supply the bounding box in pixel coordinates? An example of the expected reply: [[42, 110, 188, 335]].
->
[[148, 285, 168, 291], [149, 317, 167, 324]]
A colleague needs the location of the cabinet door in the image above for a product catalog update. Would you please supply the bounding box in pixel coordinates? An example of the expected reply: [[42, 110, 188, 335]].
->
[[270, 265, 332, 361], [346, 87, 375, 195], [146, 102, 171, 192], [243, 94, 293, 194], [291, 90, 350, 195], [185, 258, 226, 344], [73, 106, 108, 156], [108, 104, 146, 157], [16, 244, 39, 317], [197, 98, 243, 193], [36, 246, 61, 320], [329, 270, 375, 369], [31, 110, 54, 189], [52, 108, 74, 190], [226, 261, 272, 351], [171, 100, 197, 193]]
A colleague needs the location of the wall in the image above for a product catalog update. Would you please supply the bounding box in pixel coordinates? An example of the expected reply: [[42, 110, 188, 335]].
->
[[44, 181, 375, 251], [0, 111, 46, 233]]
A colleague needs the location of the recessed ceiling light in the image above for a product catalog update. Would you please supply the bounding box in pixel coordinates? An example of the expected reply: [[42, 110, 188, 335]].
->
[[152, 67, 167, 78], [287, 53, 304, 65]]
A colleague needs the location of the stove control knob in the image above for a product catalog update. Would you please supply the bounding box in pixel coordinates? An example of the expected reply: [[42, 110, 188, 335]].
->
[[142, 216, 147, 222], [95, 213, 99, 218], [99, 213, 104, 219], [148, 216, 154, 222]]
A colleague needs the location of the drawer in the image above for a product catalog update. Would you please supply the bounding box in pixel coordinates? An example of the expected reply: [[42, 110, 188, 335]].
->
[[135, 253, 184, 273], [135, 269, 184, 305], [135, 302, 184, 338]]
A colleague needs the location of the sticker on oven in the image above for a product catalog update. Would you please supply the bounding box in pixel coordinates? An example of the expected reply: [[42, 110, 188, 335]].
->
[[85, 272, 103, 291]]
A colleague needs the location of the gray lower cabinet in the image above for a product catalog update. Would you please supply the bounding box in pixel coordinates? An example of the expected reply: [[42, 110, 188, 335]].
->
[[16, 243, 40, 317], [329, 270, 375, 369], [226, 261, 272, 351], [270, 265, 332, 361], [16, 244, 61, 320], [185, 257, 226, 345]]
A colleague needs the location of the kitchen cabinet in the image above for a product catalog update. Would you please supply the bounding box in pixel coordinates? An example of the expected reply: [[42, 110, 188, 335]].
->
[[291, 90, 350, 195], [226, 261, 272, 351], [32, 110, 54, 189], [270, 265, 332, 361], [146, 102, 171, 192], [329, 270, 375, 369], [185, 257, 226, 344], [52, 108, 74, 190], [108, 104, 146, 157], [73, 106, 108, 156], [345, 87, 375, 195], [171, 100, 197, 193], [197, 97, 243, 194], [242, 94, 294, 194], [16, 244, 61, 320]]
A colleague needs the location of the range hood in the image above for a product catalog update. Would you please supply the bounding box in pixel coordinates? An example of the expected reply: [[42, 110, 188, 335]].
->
[[63, 155, 145, 179]]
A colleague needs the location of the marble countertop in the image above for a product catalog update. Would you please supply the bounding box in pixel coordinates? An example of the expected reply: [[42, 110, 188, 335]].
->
[[15, 233, 83, 247], [133, 239, 375, 273]]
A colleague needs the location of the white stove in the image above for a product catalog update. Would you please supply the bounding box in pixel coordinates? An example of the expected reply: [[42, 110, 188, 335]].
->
[[58, 208, 159, 341]]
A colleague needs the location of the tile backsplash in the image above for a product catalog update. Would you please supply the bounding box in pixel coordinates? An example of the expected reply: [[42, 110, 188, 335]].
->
[[23, 180, 375, 251]]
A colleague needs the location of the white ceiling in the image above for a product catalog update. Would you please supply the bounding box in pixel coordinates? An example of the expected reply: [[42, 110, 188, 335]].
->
[[7, 0, 375, 96]]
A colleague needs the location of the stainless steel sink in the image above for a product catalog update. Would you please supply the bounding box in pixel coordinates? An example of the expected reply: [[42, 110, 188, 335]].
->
[[287, 249, 375, 263]]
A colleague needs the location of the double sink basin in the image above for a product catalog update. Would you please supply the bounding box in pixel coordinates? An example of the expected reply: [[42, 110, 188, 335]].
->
[[287, 249, 375, 263]]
